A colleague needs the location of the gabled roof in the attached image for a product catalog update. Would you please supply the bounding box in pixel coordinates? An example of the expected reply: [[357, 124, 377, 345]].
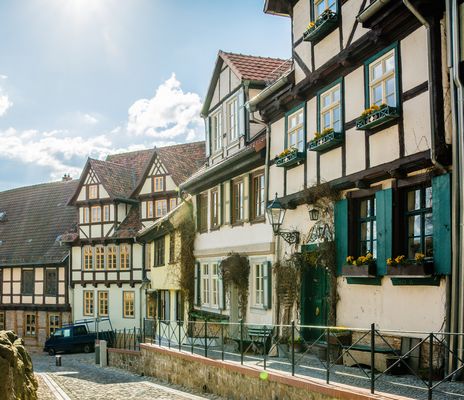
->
[[89, 158, 137, 199], [106, 148, 155, 184], [201, 50, 291, 117], [0, 180, 78, 266]]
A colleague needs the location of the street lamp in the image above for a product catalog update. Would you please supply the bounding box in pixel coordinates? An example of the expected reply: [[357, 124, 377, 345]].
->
[[266, 193, 300, 245]]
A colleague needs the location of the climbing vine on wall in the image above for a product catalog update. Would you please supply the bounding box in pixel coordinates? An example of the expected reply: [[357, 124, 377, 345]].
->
[[219, 253, 250, 319]]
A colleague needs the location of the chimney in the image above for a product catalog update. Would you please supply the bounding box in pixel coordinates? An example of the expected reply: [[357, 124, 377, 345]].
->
[[62, 173, 72, 182]]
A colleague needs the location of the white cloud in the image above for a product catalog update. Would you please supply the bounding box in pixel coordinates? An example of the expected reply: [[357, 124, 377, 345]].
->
[[127, 73, 203, 142], [0, 95, 12, 116], [82, 113, 99, 125]]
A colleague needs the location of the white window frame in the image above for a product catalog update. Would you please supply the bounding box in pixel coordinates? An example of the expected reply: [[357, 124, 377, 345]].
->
[[252, 263, 265, 307], [287, 108, 305, 152], [91, 206, 101, 223], [88, 184, 98, 199], [107, 245, 117, 270], [83, 246, 93, 270], [146, 201, 154, 218], [169, 198, 177, 210], [83, 207, 90, 223], [103, 205, 111, 222], [98, 291, 109, 316], [369, 49, 396, 107], [211, 110, 222, 153], [95, 246, 105, 270], [155, 199, 167, 217], [120, 244, 130, 270], [201, 264, 210, 306], [226, 96, 239, 142], [320, 84, 341, 132], [315, 0, 337, 18], [153, 176, 164, 192]]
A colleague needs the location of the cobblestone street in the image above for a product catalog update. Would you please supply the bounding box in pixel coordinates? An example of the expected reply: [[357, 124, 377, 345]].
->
[[32, 353, 222, 400]]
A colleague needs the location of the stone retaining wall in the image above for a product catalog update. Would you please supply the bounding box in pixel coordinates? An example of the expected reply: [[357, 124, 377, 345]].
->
[[108, 344, 396, 400]]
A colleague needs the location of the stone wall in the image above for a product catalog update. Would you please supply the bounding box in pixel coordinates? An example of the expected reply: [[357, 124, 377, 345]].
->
[[0, 330, 38, 400], [108, 344, 383, 400]]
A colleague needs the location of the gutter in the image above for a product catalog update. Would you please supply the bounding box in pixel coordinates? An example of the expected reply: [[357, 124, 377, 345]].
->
[[357, 0, 391, 23], [246, 72, 292, 112]]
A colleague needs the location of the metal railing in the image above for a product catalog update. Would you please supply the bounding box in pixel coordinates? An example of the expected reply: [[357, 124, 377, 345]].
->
[[108, 319, 464, 400]]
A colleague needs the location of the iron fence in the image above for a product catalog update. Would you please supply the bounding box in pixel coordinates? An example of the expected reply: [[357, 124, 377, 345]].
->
[[108, 319, 464, 400]]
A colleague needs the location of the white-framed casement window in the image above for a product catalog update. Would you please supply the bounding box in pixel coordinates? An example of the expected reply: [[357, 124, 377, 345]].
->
[[315, 0, 337, 18], [211, 263, 219, 308], [103, 205, 111, 222], [369, 49, 396, 107], [320, 84, 341, 132], [199, 262, 222, 309], [95, 246, 105, 270], [232, 180, 244, 224], [211, 110, 222, 152], [123, 291, 135, 318], [154, 176, 164, 192], [83, 246, 93, 270], [83, 207, 90, 223], [146, 201, 154, 218], [98, 291, 109, 316], [88, 184, 98, 199], [155, 199, 167, 217], [107, 245, 117, 269], [251, 261, 271, 309], [210, 188, 220, 228], [254, 263, 265, 307], [287, 108, 305, 152], [91, 206, 101, 223], [48, 314, 60, 336], [201, 264, 210, 306], [226, 96, 239, 142], [120, 244, 130, 269], [83, 290, 94, 316], [169, 197, 177, 211], [25, 313, 36, 336]]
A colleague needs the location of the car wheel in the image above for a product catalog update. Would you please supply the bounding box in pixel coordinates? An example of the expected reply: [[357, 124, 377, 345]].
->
[[48, 348, 56, 356], [83, 344, 93, 353]]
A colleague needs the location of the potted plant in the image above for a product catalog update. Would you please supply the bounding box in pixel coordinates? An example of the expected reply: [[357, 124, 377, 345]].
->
[[288, 336, 304, 353], [308, 127, 343, 152], [274, 146, 305, 168], [303, 9, 339, 43], [342, 253, 377, 277], [356, 103, 399, 130], [386, 253, 434, 277]]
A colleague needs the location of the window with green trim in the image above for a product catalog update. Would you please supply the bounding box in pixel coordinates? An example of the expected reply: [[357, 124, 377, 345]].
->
[[404, 185, 433, 259], [314, 0, 336, 18], [368, 49, 397, 107], [319, 83, 341, 132], [286, 108, 305, 152], [357, 197, 377, 258]]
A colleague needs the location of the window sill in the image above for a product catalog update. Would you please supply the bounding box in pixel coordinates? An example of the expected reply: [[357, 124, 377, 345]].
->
[[210, 225, 221, 232], [231, 221, 244, 227], [250, 217, 266, 225]]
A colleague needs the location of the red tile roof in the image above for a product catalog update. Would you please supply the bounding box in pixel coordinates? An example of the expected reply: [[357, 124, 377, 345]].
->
[[220, 51, 292, 82]]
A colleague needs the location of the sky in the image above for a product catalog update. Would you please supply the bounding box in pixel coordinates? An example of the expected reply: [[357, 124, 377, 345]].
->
[[0, 0, 290, 191]]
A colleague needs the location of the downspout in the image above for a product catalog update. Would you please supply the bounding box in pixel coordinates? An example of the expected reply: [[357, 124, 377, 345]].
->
[[402, 0, 447, 172]]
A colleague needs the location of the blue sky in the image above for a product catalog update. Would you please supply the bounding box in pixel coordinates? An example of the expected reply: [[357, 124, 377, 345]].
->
[[0, 0, 290, 190]]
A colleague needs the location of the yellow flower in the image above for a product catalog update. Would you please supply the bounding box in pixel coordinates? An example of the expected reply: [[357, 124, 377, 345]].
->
[[386, 258, 395, 266], [308, 21, 315, 29], [394, 255, 406, 264], [346, 256, 355, 264], [415, 253, 425, 262], [365, 252, 373, 260]]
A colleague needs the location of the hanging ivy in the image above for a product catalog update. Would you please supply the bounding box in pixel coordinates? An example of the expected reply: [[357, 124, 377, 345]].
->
[[219, 253, 250, 319]]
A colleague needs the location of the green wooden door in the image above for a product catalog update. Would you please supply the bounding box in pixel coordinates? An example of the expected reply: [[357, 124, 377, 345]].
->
[[300, 257, 328, 340]]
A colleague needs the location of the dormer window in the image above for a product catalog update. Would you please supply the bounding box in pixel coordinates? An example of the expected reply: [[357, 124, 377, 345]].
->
[[211, 110, 222, 152], [88, 184, 98, 199], [153, 176, 164, 192], [227, 96, 239, 142]]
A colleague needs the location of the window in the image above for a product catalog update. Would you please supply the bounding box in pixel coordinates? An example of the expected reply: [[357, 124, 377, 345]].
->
[[83, 246, 93, 270], [154, 237, 165, 267], [103, 205, 111, 222], [0, 312, 5, 330], [91, 206, 101, 223], [315, 0, 336, 18], [48, 314, 60, 336], [175, 291, 184, 321], [158, 290, 170, 320], [358, 197, 377, 258], [198, 193, 208, 232], [25, 314, 36, 336], [45, 269, 58, 296], [22, 270, 34, 295], [123, 291, 135, 318], [227, 97, 239, 141], [169, 197, 177, 211], [211, 111, 222, 152], [287, 107, 305, 152], [147, 294, 155, 319], [169, 233, 176, 264], [211, 264, 219, 307], [232, 180, 244, 224], [369, 49, 396, 107], [84, 291, 94, 315], [405, 185, 433, 259], [210, 189, 219, 228], [320, 84, 341, 132], [146, 201, 154, 218], [146, 243, 152, 269], [251, 173, 265, 220], [88, 184, 98, 199], [107, 245, 117, 270], [98, 291, 109, 316], [83, 207, 90, 223], [120, 244, 130, 269], [154, 176, 164, 192], [254, 263, 265, 307], [201, 264, 210, 306], [95, 246, 105, 270], [155, 199, 167, 217]]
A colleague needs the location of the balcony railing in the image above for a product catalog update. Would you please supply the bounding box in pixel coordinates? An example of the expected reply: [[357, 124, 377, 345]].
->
[[356, 105, 399, 130], [308, 131, 343, 152]]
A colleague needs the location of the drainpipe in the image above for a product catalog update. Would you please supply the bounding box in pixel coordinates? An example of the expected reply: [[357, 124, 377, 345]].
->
[[356, 0, 391, 23], [402, 0, 447, 172]]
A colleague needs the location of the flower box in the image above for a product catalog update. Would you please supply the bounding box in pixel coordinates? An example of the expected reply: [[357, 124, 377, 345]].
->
[[386, 261, 434, 277], [303, 10, 339, 43], [342, 263, 376, 278], [275, 149, 306, 168], [308, 131, 343, 152], [356, 106, 399, 130]]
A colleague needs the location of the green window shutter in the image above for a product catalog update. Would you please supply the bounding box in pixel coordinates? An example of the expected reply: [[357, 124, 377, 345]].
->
[[334, 199, 348, 276], [205, 117, 211, 158], [218, 262, 225, 310], [194, 262, 201, 307], [432, 173, 451, 275], [263, 261, 272, 310], [375, 189, 393, 276]]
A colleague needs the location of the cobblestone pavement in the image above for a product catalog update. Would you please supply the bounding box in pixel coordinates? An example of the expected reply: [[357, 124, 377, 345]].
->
[[32, 353, 223, 400]]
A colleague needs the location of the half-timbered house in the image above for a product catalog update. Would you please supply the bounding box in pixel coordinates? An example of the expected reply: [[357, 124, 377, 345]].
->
[[180, 51, 292, 325], [252, 0, 451, 333], [0, 178, 78, 348], [67, 143, 204, 330]]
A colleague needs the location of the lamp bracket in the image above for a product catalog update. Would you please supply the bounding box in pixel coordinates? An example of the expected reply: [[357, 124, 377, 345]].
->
[[277, 230, 300, 245]]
